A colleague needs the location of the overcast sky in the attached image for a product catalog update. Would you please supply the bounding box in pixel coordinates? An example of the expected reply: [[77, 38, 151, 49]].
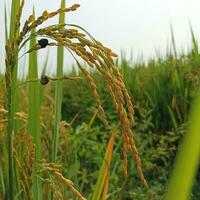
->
[[1, 0, 200, 75]]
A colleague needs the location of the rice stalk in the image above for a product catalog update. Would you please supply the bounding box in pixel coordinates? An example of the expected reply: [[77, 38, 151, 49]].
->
[[189, 22, 199, 57], [5, 0, 21, 199], [170, 24, 177, 59], [92, 130, 116, 200], [51, 0, 65, 163], [4, 3, 8, 41], [28, 9, 41, 200], [13, 133, 36, 199]]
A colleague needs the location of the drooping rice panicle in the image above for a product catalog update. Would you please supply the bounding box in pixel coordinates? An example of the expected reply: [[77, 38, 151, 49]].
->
[[21, 20, 146, 185], [4, 2, 148, 199]]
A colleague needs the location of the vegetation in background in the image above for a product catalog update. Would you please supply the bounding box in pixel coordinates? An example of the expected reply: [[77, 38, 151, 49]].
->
[[61, 42, 200, 199]]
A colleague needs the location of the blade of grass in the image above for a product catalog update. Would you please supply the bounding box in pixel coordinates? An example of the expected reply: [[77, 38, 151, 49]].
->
[[87, 108, 99, 130], [38, 50, 49, 107], [51, 0, 65, 163], [28, 9, 41, 200], [170, 24, 177, 58], [6, 0, 20, 199], [4, 3, 8, 41], [102, 173, 109, 200], [9, 0, 20, 38], [164, 93, 200, 200], [0, 165, 5, 198], [2, 5, 9, 198], [92, 130, 116, 200], [167, 105, 178, 129], [189, 21, 198, 56]]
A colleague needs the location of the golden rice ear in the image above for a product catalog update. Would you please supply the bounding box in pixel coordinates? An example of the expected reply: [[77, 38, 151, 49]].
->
[[56, 26, 145, 184], [13, 134, 36, 199], [18, 4, 80, 46], [77, 63, 109, 128], [39, 160, 86, 200], [5, 0, 146, 187]]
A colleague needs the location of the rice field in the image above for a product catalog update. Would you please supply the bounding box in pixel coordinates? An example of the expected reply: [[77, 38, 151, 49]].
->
[[0, 0, 200, 200]]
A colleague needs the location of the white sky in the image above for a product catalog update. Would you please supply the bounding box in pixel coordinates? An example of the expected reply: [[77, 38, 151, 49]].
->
[[1, 0, 200, 76]]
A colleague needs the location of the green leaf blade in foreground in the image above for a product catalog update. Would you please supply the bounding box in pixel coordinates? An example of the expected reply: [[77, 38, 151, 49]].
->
[[9, 0, 20, 38], [4, 3, 8, 41], [6, 0, 20, 199], [92, 131, 116, 200], [164, 93, 200, 200], [28, 10, 41, 200], [51, 0, 65, 163]]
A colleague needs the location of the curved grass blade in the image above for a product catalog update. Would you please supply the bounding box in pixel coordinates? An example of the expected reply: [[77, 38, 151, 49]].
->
[[4, 3, 8, 41], [28, 9, 41, 200], [164, 93, 200, 200], [92, 130, 116, 200], [51, 0, 65, 163], [6, 0, 20, 199], [170, 24, 177, 58]]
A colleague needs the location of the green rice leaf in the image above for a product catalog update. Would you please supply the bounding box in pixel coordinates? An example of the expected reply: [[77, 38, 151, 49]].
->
[[92, 131, 116, 200], [28, 9, 42, 200], [51, 0, 65, 163], [164, 93, 200, 200]]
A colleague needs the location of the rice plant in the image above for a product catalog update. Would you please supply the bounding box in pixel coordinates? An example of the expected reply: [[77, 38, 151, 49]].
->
[[0, 0, 147, 199], [1, 0, 200, 199]]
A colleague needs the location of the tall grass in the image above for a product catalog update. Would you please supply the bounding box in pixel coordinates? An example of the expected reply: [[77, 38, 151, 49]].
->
[[92, 130, 116, 200], [51, 0, 65, 163], [6, 0, 20, 199], [28, 10, 41, 200]]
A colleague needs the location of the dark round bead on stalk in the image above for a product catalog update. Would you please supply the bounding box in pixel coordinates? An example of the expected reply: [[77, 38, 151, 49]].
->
[[38, 38, 49, 48], [40, 75, 49, 85]]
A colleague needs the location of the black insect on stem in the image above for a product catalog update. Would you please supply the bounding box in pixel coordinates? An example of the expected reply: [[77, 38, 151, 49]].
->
[[40, 75, 49, 85], [38, 38, 49, 48]]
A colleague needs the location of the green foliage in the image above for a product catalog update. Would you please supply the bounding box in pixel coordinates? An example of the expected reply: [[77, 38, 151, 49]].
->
[[51, 0, 65, 163], [61, 49, 200, 199], [165, 94, 200, 200], [91, 130, 116, 200], [63, 51, 200, 132], [28, 10, 41, 200], [6, 0, 20, 199]]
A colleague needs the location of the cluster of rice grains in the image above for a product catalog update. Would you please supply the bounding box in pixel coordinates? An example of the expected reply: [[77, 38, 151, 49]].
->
[[13, 134, 36, 199], [37, 10, 148, 188], [36, 19, 148, 186], [5, 1, 147, 198], [39, 160, 86, 200]]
